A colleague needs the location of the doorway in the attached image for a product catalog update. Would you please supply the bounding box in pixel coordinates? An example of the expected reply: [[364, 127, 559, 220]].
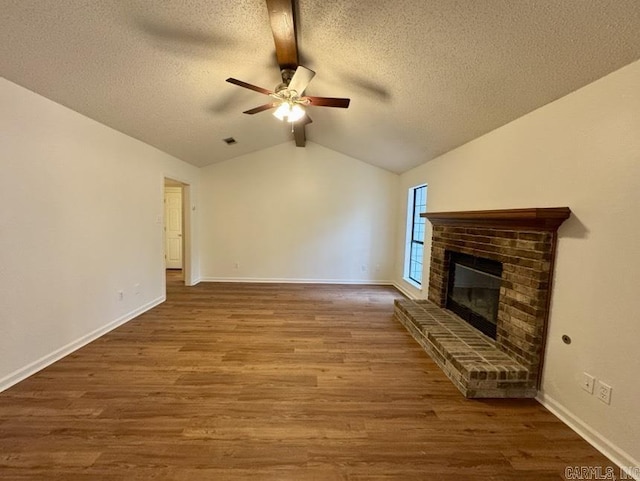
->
[[164, 186, 183, 270], [163, 178, 191, 286]]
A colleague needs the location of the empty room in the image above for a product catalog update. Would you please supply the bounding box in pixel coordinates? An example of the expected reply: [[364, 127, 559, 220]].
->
[[1, 1, 639, 480]]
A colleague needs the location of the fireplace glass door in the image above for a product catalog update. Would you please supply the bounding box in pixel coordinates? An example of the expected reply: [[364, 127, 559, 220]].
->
[[446, 252, 502, 339]]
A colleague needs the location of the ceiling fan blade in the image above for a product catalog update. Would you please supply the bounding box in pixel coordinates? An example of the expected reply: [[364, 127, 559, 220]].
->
[[266, 0, 298, 70], [304, 96, 351, 108], [226, 78, 273, 96], [293, 121, 306, 147], [243, 102, 279, 114], [288, 66, 315, 96]]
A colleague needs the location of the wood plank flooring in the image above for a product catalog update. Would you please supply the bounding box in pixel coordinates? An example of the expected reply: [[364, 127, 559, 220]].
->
[[0, 275, 616, 480]]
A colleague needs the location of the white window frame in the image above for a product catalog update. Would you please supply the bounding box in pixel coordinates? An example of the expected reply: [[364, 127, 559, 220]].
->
[[403, 184, 427, 289]]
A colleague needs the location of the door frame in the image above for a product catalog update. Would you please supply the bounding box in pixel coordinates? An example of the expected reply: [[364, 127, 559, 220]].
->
[[163, 176, 193, 286]]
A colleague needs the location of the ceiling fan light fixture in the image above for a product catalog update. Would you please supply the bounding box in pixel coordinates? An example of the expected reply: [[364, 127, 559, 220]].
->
[[273, 102, 291, 121], [288, 103, 305, 122], [273, 102, 305, 122]]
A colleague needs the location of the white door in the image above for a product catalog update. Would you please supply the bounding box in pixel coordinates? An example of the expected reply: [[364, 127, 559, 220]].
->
[[164, 186, 183, 269]]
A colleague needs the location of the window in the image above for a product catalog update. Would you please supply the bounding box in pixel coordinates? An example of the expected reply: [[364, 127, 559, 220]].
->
[[404, 184, 427, 286]]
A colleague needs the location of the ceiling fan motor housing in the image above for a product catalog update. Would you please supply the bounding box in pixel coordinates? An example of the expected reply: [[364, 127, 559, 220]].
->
[[280, 68, 296, 84], [275, 68, 296, 93]]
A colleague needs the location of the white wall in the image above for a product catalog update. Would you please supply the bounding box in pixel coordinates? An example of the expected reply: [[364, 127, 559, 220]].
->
[[199, 142, 398, 283], [394, 61, 640, 468], [0, 78, 200, 390]]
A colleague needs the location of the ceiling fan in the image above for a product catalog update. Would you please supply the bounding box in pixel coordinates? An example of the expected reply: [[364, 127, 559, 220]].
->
[[225, 0, 350, 147]]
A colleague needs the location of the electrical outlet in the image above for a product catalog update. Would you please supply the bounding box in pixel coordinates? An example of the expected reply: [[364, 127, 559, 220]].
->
[[596, 381, 612, 405], [117, 290, 124, 301], [582, 372, 595, 394], [234, 262, 240, 270], [134, 283, 140, 295]]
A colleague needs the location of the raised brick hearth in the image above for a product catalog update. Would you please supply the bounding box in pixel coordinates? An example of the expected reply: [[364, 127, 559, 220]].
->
[[394, 208, 570, 398]]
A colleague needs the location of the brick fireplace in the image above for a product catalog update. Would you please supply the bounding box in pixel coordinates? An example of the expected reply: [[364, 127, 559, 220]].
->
[[394, 208, 571, 398]]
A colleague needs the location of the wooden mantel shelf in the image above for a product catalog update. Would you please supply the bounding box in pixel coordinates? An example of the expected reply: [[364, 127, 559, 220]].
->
[[422, 207, 571, 231]]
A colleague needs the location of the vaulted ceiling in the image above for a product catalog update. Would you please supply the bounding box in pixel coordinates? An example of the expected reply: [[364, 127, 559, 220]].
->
[[2, 1, 640, 173]]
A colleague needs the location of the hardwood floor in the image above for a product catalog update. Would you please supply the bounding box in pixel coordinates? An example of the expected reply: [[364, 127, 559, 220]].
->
[[0, 279, 615, 480]]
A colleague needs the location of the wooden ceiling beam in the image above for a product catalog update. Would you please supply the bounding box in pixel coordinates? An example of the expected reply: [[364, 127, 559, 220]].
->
[[293, 122, 306, 147], [266, 0, 298, 71]]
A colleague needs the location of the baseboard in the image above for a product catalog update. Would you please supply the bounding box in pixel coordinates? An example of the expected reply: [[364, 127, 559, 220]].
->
[[199, 276, 394, 285], [0, 296, 165, 393], [537, 392, 640, 480]]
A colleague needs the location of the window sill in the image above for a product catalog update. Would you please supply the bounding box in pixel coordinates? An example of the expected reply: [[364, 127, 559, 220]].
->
[[403, 277, 422, 290]]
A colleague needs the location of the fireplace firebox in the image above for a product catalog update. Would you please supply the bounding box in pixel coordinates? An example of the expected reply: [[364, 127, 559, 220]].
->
[[446, 252, 502, 339]]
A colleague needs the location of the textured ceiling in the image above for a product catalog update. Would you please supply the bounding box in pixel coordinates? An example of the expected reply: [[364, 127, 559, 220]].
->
[[2, 1, 639, 173]]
